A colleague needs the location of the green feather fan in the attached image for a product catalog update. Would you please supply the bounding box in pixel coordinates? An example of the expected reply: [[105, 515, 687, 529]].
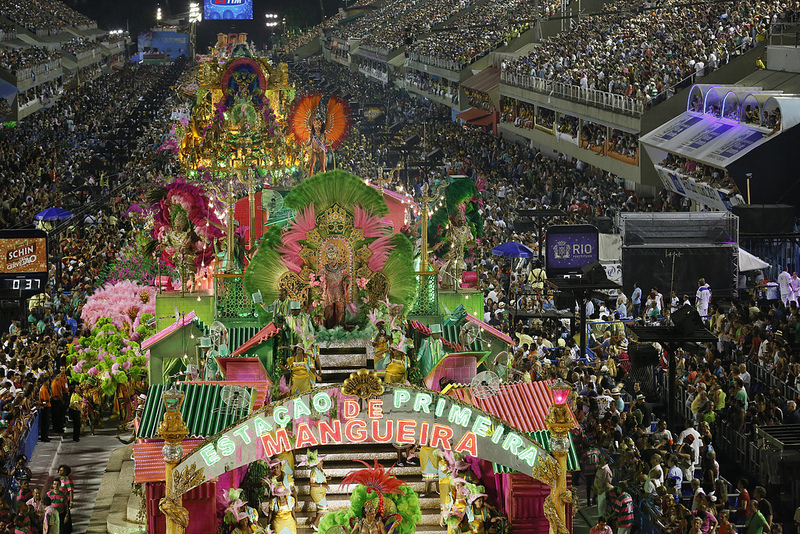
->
[[428, 178, 482, 257], [284, 170, 388, 216], [258, 224, 283, 252], [383, 234, 417, 310], [443, 177, 477, 212], [243, 245, 288, 307]]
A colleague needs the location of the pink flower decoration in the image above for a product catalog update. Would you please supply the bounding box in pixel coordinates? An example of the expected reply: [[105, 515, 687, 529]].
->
[[88, 367, 100, 377]]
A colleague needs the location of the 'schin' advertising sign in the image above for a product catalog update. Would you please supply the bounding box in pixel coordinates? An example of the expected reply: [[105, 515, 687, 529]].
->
[[204, 0, 253, 20]]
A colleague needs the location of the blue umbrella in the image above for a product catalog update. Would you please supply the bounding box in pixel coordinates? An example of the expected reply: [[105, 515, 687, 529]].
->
[[491, 241, 535, 258], [34, 208, 74, 221]]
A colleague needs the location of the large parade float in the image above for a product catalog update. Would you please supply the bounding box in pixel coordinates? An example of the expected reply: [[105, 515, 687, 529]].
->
[[109, 35, 580, 534]]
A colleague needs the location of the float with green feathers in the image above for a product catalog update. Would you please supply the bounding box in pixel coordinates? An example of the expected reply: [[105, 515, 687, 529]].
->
[[244, 170, 416, 331]]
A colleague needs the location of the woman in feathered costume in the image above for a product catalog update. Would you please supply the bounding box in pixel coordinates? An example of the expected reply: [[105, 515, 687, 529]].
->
[[289, 93, 352, 177], [320, 460, 420, 534]]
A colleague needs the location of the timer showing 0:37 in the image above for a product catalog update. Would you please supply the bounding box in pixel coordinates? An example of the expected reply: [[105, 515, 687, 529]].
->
[[5, 278, 42, 290]]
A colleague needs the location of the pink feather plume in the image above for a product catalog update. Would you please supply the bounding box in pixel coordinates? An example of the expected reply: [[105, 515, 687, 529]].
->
[[283, 203, 316, 244], [355, 205, 391, 237], [280, 204, 316, 271], [367, 235, 394, 272]]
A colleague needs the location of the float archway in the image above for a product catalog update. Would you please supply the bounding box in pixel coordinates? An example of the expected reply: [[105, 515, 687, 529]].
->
[[169, 383, 562, 493]]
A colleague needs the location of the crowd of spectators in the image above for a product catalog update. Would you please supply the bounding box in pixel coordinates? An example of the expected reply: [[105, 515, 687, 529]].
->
[[0, 46, 60, 75], [35, 0, 95, 28], [408, 0, 538, 68], [16, 79, 61, 108], [658, 154, 739, 191], [283, 12, 347, 52], [0, 23, 16, 41], [331, 0, 429, 43], [0, 0, 64, 35], [281, 0, 374, 52], [464, 87, 492, 111], [0, 62, 183, 229], [0, 0, 95, 35], [0, 57, 187, 531], [360, 0, 469, 53], [61, 37, 100, 57], [405, 71, 459, 103], [501, 0, 791, 108]]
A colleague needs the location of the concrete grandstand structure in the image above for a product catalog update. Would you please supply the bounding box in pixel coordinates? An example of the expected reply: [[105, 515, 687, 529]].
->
[[0, 1, 129, 121], [284, 0, 800, 210]]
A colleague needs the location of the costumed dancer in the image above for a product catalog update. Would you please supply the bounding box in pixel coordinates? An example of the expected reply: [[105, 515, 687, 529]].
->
[[419, 445, 439, 497], [444, 479, 487, 534], [271, 288, 292, 322], [288, 92, 351, 178], [288, 301, 314, 348], [302, 450, 329, 531], [271, 288, 292, 370], [224, 489, 264, 534], [438, 204, 474, 290], [418, 324, 445, 383], [371, 319, 391, 371], [384, 338, 409, 384], [266, 481, 297, 534], [307, 118, 328, 176], [280, 338, 320, 395], [340, 460, 405, 534], [469, 494, 502, 534], [321, 241, 350, 328], [439, 453, 472, 527], [268, 453, 299, 511]]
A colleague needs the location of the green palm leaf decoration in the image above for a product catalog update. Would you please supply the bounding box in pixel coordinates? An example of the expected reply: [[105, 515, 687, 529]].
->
[[243, 245, 288, 307], [284, 170, 388, 215], [383, 234, 417, 309]]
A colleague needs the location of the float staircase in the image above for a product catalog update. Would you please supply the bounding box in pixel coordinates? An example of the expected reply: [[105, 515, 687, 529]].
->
[[291, 444, 447, 534], [317, 342, 374, 386]]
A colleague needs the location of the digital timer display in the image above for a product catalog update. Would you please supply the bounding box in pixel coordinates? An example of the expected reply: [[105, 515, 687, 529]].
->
[[0, 230, 48, 298], [3, 278, 42, 291]]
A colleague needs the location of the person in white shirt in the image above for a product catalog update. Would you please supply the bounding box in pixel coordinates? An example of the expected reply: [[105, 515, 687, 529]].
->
[[677, 421, 702, 478], [696, 278, 711, 319], [738, 363, 751, 393], [790, 272, 800, 305], [778, 267, 792, 305]]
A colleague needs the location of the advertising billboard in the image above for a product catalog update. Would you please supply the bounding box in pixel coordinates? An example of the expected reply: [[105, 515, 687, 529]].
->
[[0, 230, 48, 297], [546, 224, 599, 275], [0, 230, 47, 274], [204, 0, 253, 20]]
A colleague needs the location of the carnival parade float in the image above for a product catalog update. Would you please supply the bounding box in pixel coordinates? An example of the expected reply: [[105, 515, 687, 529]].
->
[[118, 35, 580, 534]]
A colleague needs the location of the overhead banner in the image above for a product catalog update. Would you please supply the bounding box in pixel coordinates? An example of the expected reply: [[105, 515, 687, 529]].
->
[[640, 111, 770, 168], [654, 165, 743, 211], [173, 384, 554, 496], [204, 0, 253, 20]]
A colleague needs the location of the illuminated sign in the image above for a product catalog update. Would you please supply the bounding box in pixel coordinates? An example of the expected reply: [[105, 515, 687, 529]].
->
[[0, 230, 47, 274], [204, 0, 252, 20], [546, 224, 598, 274], [174, 385, 553, 494]]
